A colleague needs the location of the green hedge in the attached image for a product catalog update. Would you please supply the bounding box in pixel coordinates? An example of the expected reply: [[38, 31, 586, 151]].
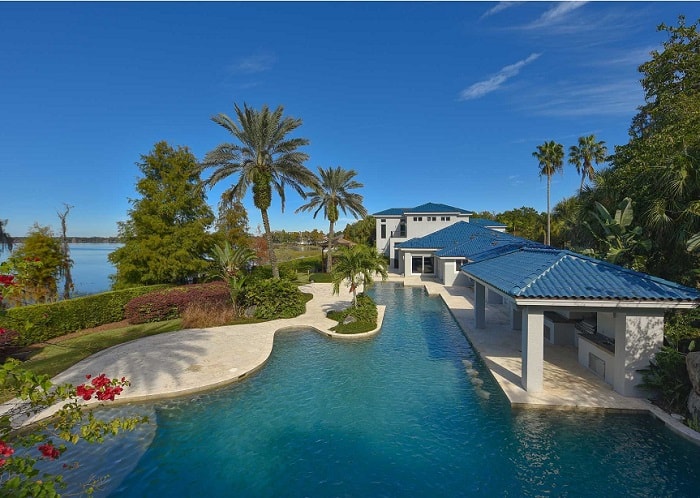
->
[[0, 285, 169, 347]]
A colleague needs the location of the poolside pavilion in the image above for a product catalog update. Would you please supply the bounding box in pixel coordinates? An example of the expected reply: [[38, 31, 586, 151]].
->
[[460, 245, 700, 397]]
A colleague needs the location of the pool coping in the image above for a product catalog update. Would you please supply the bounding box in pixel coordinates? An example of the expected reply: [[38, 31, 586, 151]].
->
[[2, 284, 385, 427]]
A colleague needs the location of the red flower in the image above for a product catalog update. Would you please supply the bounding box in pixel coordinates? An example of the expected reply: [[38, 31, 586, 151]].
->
[[0, 441, 14, 461], [38, 443, 60, 460], [75, 373, 129, 402]]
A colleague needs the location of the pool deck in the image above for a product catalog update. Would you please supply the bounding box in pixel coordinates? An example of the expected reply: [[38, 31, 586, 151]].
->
[[393, 274, 700, 444]]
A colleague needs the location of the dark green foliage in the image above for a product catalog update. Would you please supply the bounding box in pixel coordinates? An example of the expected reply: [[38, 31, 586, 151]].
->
[[665, 308, 700, 352], [109, 141, 216, 288], [241, 279, 308, 319], [327, 293, 378, 334], [343, 216, 375, 246], [0, 285, 167, 346], [124, 282, 230, 324], [639, 345, 693, 413]]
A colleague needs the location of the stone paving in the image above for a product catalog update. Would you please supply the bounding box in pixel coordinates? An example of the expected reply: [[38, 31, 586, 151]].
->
[[48, 283, 384, 405]]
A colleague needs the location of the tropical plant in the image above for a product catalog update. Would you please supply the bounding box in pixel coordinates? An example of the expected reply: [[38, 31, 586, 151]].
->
[[296, 166, 368, 272], [201, 103, 318, 279], [331, 245, 387, 307], [211, 242, 256, 313], [639, 345, 693, 414], [109, 141, 216, 288], [532, 140, 565, 246], [568, 134, 607, 194], [582, 197, 651, 271]]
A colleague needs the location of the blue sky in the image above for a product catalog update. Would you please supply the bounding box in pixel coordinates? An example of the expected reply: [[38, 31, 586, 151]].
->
[[2, 1, 698, 237]]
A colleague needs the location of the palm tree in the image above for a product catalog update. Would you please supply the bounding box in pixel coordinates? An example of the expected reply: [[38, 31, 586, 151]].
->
[[331, 245, 387, 307], [532, 140, 565, 246], [295, 166, 368, 273], [201, 103, 318, 279], [569, 134, 608, 194], [211, 241, 256, 314]]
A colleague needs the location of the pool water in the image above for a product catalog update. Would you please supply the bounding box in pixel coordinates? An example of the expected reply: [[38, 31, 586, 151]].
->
[[62, 284, 700, 496]]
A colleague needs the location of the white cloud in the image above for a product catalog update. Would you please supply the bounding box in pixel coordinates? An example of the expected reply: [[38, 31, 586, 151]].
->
[[527, 1, 588, 29], [459, 53, 541, 101], [480, 2, 519, 20], [232, 53, 277, 74], [523, 80, 643, 117]]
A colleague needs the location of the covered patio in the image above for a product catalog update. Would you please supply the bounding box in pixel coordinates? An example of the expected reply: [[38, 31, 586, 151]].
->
[[458, 246, 700, 401]]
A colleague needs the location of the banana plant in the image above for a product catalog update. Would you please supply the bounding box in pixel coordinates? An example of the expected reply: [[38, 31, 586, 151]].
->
[[583, 197, 651, 270]]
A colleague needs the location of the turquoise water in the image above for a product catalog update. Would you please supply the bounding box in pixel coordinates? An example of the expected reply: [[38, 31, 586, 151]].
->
[[63, 284, 700, 496]]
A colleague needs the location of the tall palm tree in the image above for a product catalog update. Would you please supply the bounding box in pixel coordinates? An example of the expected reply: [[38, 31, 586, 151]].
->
[[532, 140, 565, 246], [331, 245, 387, 307], [569, 134, 608, 194], [295, 166, 368, 273], [201, 103, 318, 279]]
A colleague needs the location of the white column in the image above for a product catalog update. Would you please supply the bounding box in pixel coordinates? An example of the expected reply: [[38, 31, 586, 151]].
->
[[521, 307, 544, 393], [613, 311, 664, 397], [474, 282, 486, 329]]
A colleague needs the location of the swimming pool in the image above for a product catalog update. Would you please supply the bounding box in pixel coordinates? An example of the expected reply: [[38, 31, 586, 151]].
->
[[58, 283, 700, 496]]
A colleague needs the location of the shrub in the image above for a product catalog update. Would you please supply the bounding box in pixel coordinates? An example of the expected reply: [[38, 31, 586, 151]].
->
[[181, 301, 238, 329], [639, 345, 693, 414], [327, 293, 378, 334], [241, 279, 308, 320], [0, 285, 169, 346], [125, 281, 230, 324]]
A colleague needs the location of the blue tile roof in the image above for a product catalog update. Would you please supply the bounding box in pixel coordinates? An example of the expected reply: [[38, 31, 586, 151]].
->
[[398, 222, 531, 256], [468, 217, 507, 228], [373, 202, 471, 217], [462, 246, 700, 302], [373, 207, 407, 216]]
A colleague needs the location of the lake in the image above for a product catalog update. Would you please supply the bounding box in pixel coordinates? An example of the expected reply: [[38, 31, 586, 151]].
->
[[0, 243, 120, 297]]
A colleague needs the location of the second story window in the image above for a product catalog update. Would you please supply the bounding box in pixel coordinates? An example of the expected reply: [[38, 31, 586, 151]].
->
[[381, 224, 386, 239]]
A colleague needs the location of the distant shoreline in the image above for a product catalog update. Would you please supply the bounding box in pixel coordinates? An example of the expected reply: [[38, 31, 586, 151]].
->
[[10, 236, 120, 244]]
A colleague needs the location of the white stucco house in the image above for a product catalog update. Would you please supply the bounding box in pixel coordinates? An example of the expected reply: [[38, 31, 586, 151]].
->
[[373, 202, 506, 272]]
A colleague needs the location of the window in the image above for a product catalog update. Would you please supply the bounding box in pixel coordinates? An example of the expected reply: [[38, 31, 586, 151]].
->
[[412, 256, 435, 274], [380, 224, 386, 239], [455, 259, 467, 271], [413, 216, 423, 222], [380, 219, 386, 222], [441, 216, 451, 221], [428, 216, 436, 221], [399, 223, 406, 237]]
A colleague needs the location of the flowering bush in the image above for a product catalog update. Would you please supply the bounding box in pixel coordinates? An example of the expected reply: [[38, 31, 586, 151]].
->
[[0, 360, 146, 496]]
